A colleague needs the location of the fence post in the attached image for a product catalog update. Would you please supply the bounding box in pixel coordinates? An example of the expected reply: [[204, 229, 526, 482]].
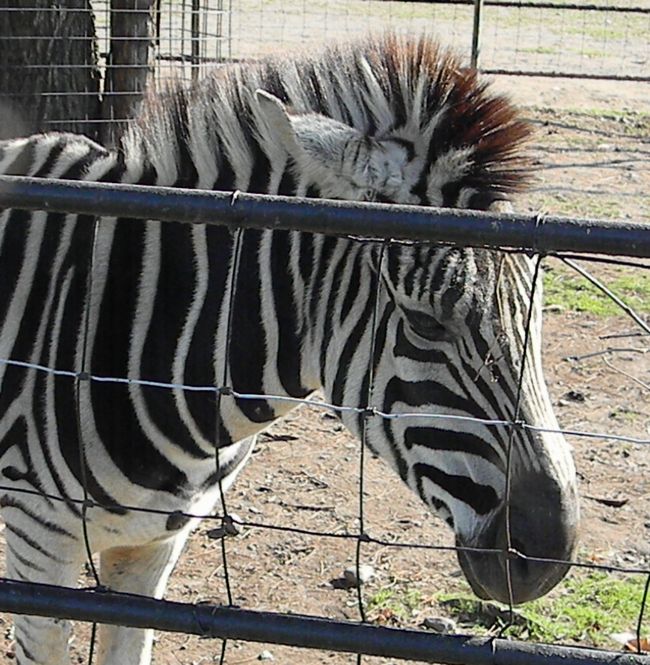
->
[[471, 0, 484, 68], [102, 0, 156, 145], [191, 0, 201, 81]]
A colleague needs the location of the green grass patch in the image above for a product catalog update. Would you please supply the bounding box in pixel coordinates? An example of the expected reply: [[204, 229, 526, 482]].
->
[[521, 46, 557, 55], [437, 571, 647, 646], [367, 586, 423, 623], [543, 265, 650, 316]]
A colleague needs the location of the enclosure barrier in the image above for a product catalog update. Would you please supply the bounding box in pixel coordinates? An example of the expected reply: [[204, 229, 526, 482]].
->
[[0, 175, 648, 257], [396, 0, 650, 80], [0, 579, 648, 665], [0, 175, 648, 664]]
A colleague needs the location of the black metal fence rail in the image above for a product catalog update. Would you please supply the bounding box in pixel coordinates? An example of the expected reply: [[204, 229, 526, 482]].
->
[[1, 175, 649, 257], [482, 70, 650, 82], [400, 0, 649, 9], [1, 579, 649, 665]]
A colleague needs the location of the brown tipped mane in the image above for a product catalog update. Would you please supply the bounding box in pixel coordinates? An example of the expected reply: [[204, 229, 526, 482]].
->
[[132, 34, 532, 201]]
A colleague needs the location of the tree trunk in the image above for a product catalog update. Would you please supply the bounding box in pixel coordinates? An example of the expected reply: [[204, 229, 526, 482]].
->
[[102, 0, 155, 145], [0, 0, 102, 139]]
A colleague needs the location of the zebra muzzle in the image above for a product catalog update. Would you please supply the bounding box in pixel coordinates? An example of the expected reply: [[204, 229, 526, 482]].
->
[[455, 475, 579, 604]]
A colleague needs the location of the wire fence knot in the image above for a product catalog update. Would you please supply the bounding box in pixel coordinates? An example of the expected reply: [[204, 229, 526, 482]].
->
[[506, 546, 524, 561], [508, 419, 526, 432]]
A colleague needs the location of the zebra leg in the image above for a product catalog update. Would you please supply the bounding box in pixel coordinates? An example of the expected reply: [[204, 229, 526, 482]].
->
[[95, 532, 189, 665], [4, 525, 83, 665]]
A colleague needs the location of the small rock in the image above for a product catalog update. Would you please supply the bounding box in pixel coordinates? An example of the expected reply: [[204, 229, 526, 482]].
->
[[343, 564, 375, 587], [611, 631, 636, 646], [563, 390, 586, 403], [258, 650, 274, 661], [423, 616, 457, 634]]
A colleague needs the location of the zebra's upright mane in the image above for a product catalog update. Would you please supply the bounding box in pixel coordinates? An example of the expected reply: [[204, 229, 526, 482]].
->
[[125, 34, 532, 203]]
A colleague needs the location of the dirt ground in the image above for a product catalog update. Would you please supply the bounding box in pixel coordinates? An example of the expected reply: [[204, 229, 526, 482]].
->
[[0, 29, 649, 665]]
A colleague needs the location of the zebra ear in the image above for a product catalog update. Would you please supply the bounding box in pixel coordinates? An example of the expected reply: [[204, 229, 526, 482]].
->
[[255, 88, 363, 167], [255, 89, 302, 157]]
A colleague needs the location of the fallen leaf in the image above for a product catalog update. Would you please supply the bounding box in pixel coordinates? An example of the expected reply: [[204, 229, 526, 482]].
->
[[624, 637, 650, 653]]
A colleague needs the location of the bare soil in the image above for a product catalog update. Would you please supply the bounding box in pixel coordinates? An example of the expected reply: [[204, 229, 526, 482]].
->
[[0, 43, 648, 665]]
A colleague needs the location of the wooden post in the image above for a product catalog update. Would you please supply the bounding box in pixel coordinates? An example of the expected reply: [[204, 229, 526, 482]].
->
[[102, 0, 155, 145]]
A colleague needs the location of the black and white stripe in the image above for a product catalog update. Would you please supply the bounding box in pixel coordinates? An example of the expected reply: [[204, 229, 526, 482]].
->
[[0, 35, 578, 665]]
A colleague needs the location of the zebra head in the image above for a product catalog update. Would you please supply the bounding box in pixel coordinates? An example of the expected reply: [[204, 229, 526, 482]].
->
[[377, 244, 579, 605], [256, 82, 578, 604]]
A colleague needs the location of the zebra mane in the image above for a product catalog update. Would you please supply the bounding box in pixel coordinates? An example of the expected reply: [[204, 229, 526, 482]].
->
[[125, 34, 532, 200]]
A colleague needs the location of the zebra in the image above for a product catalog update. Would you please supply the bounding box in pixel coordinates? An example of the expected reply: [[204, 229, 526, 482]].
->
[[0, 34, 578, 665]]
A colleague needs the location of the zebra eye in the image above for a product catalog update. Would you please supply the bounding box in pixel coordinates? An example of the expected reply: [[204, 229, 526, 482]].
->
[[404, 309, 450, 342]]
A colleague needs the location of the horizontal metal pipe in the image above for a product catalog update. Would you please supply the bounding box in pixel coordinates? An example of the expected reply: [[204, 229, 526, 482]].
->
[[0, 176, 648, 258], [481, 69, 650, 82], [389, 0, 650, 10], [0, 579, 648, 664]]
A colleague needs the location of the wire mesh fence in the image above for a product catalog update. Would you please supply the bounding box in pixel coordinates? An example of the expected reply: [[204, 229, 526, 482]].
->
[[224, 0, 650, 81], [0, 176, 647, 663], [0, 0, 230, 140], [0, 0, 648, 143], [0, 3, 647, 661]]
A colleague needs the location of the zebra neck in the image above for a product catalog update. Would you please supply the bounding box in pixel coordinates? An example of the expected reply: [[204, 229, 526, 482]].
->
[[301, 234, 382, 414]]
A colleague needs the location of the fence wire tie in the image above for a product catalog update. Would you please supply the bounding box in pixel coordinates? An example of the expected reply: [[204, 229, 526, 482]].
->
[[532, 211, 548, 256], [192, 604, 213, 639], [506, 546, 524, 561]]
